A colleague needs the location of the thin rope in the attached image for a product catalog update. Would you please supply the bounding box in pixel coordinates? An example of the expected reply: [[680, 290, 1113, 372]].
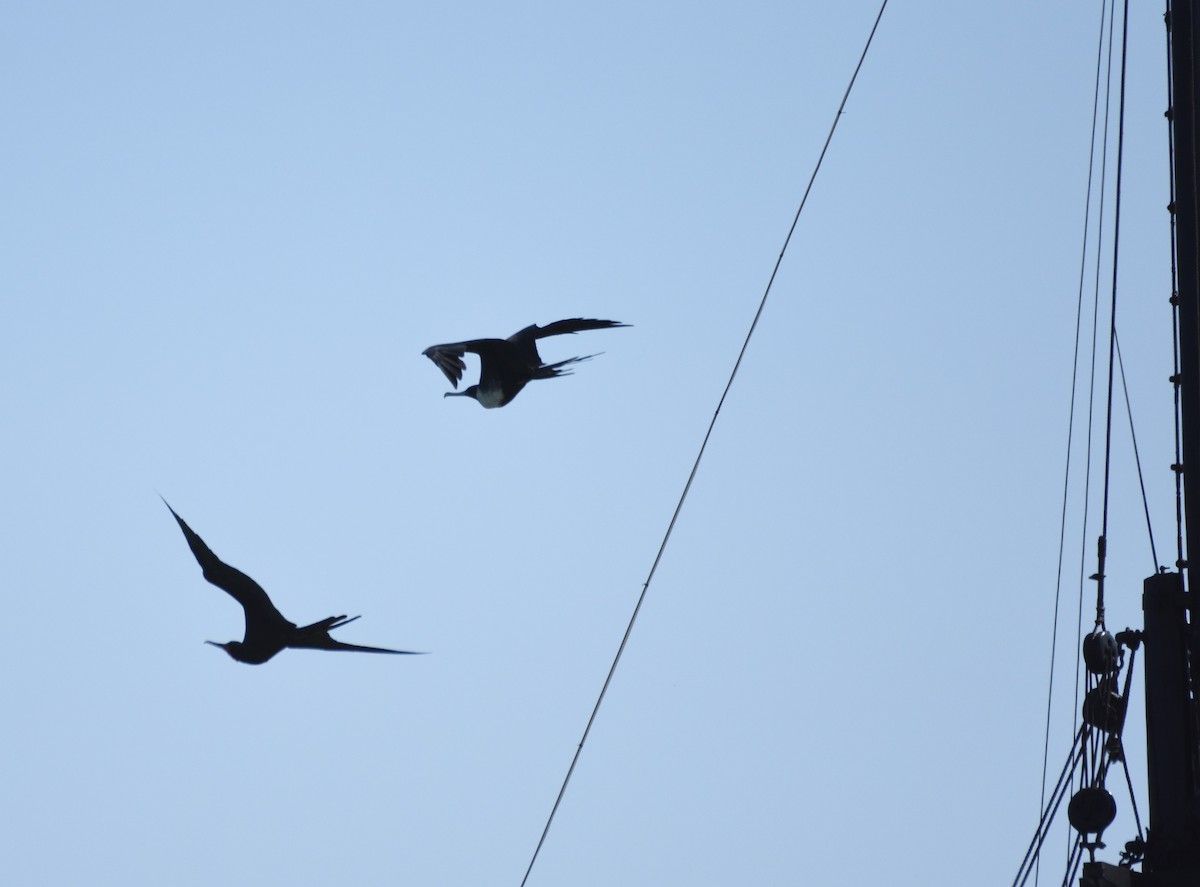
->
[[1119, 750, 1146, 839], [1069, 0, 1121, 867], [1097, 0, 1133, 629], [1037, 3, 1112, 882], [1114, 330, 1161, 569], [1014, 726, 1087, 887], [1117, 644, 1147, 842], [517, 4, 890, 883], [1061, 839, 1086, 887]]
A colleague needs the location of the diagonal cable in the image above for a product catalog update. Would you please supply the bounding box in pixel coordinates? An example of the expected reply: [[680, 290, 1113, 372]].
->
[[1114, 330, 1160, 569], [1037, 3, 1111, 883], [518, 3, 890, 884]]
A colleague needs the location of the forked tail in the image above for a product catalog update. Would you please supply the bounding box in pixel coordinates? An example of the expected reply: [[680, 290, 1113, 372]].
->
[[299, 614, 361, 634], [537, 353, 600, 379], [293, 614, 424, 655]]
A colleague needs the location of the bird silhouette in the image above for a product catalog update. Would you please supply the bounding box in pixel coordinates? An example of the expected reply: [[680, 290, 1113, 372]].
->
[[163, 499, 420, 665], [423, 317, 629, 408]]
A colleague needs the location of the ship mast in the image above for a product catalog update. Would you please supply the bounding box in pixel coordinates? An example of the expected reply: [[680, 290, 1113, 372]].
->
[[1173, 4, 1200, 604], [1095, 1, 1200, 883], [1150, 0, 1200, 875], [1152, 0, 1200, 868]]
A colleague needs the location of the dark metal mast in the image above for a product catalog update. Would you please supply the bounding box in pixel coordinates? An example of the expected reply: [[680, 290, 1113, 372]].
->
[[1144, 0, 1200, 880], [1173, 2, 1200, 604]]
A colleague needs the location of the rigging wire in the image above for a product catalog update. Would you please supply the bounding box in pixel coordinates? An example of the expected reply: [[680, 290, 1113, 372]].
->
[[1097, 0, 1135, 629], [517, 4, 890, 883], [1114, 330, 1161, 570], [1037, 2, 1113, 883], [1029, 0, 1171, 882], [1116, 641, 1147, 842], [1014, 726, 1087, 887], [1067, 0, 1122, 873], [1061, 839, 1086, 887], [1069, 0, 1134, 874], [1029, 0, 1165, 879]]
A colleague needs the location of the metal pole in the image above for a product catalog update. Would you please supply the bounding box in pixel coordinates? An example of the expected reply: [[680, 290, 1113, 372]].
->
[[1142, 2, 1200, 880], [1174, 0, 1200, 617], [1142, 572, 1200, 873]]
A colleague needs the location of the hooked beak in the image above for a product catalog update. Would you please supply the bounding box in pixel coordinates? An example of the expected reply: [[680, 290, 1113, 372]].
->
[[444, 391, 468, 398], [205, 641, 224, 649]]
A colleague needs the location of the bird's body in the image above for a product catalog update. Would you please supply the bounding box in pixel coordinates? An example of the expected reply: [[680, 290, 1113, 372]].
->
[[163, 499, 419, 664], [423, 318, 629, 408]]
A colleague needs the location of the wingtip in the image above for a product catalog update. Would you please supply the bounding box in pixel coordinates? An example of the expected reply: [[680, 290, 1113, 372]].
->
[[159, 494, 180, 520]]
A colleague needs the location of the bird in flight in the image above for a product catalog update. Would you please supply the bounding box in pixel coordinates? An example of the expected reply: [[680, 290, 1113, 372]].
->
[[422, 317, 629, 408], [163, 499, 421, 665]]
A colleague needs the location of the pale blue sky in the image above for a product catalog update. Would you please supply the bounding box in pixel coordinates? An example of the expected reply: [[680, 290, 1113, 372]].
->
[[0, 2, 1176, 884]]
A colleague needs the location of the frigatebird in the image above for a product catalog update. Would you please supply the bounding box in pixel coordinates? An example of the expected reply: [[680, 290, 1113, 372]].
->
[[163, 499, 420, 665], [422, 317, 629, 408]]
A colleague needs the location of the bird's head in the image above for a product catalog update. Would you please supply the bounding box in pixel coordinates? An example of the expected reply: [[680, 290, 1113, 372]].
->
[[206, 640, 242, 660], [206, 640, 274, 664], [443, 385, 480, 402]]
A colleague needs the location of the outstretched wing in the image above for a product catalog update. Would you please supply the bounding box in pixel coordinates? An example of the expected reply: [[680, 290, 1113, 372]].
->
[[503, 319, 628, 366], [292, 615, 425, 655], [422, 339, 498, 387], [162, 498, 292, 635], [514, 318, 629, 343]]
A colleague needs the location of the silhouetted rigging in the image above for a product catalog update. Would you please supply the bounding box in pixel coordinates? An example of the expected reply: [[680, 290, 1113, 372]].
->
[[163, 499, 420, 665], [422, 317, 629, 408]]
